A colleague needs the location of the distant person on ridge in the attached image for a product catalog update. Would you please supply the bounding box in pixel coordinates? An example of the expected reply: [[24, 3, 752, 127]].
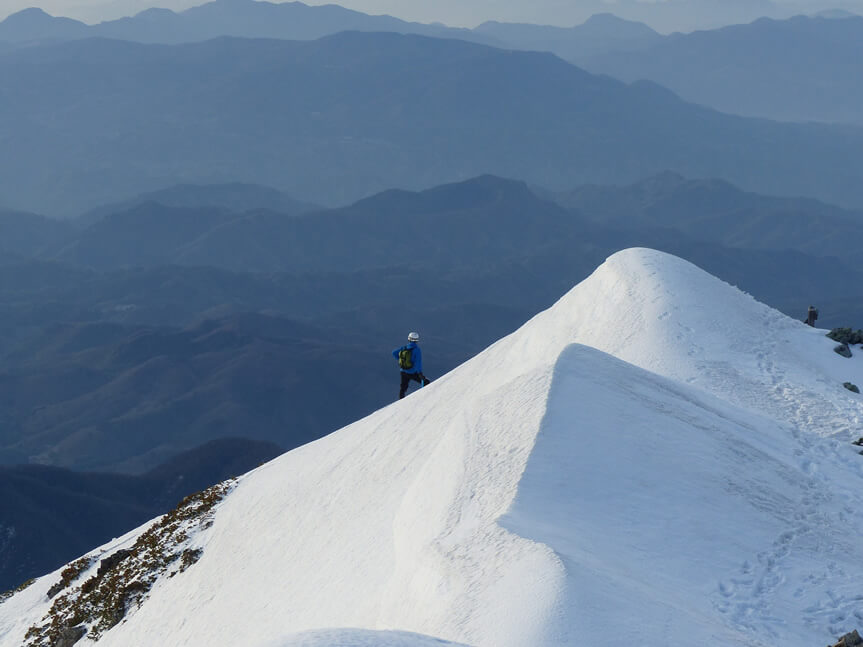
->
[[805, 305, 819, 327], [393, 332, 430, 399]]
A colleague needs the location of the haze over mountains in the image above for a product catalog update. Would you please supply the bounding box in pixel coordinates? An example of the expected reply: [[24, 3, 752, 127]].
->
[[0, 0, 499, 45], [475, 13, 663, 62], [2, 174, 861, 478], [76, 182, 319, 227], [584, 14, 863, 125], [1, 30, 863, 215], [4, 0, 863, 32], [555, 171, 863, 266], [299, 0, 863, 32], [473, 13, 863, 125], [3, 1, 863, 129]]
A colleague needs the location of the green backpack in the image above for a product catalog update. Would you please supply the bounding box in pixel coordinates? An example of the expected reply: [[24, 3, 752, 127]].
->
[[398, 347, 414, 370]]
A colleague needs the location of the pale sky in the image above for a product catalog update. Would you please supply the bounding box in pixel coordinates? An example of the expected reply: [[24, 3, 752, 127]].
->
[[2, 0, 862, 32]]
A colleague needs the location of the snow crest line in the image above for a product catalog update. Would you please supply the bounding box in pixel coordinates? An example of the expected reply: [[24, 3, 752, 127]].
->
[[380, 367, 567, 645]]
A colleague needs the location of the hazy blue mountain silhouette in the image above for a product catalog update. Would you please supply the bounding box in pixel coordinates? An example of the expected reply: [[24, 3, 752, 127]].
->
[[0, 437, 283, 592], [2, 32, 862, 216], [0, 209, 73, 256], [5, 174, 861, 299], [814, 9, 860, 18], [554, 172, 863, 266], [115, 176, 591, 273], [0, 7, 88, 42], [0, 310, 472, 473], [0, 0, 499, 45], [2, 175, 862, 486], [38, 174, 863, 274], [57, 203, 240, 268], [78, 182, 318, 227], [5, 0, 856, 43], [812, 9, 860, 20], [475, 13, 661, 63], [585, 15, 863, 124], [0, 2, 658, 67]]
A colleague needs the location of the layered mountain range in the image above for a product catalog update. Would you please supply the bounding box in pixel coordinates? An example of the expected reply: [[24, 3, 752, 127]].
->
[[3, 0, 861, 40], [0, 1, 498, 45], [3, 1, 862, 127], [1, 27, 863, 215], [584, 14, 863, 124], [2, 174, 860, 477]]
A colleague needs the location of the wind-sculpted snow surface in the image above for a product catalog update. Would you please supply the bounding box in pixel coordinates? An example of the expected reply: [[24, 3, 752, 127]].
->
[[504, 345, 863, 644], [1, 248, 862, 647], [263, 629, 470, 646]]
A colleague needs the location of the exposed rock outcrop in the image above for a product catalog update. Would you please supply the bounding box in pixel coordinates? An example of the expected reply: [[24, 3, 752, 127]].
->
[[828, 328, 863, 345], [53, 625, 85, 647], [835, 343, 853, 358], [25, 480, 235, 647], [830, 629, 863, 647], [96, 550, 132, 579], [46, 557, 95, 600]]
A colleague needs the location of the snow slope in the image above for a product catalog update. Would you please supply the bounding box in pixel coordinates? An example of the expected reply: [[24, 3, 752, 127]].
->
[[2, 248, 863, 647]]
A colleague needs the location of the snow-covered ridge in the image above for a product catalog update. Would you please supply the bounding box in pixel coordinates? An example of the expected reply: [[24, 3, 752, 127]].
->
[[2, 248, 862, 647], [508, 246, 863, 436]]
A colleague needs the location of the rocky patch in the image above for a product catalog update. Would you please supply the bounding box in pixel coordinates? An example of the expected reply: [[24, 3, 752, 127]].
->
[[46, 557, 96, 600], [831, 629, 863, 647], [835, 343, 853, 358], [23, 479, 235, 646], [828, 328, 863, 346]]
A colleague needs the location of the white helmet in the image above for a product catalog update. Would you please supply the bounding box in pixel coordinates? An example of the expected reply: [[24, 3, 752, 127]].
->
[[407, 332, 420, 342]]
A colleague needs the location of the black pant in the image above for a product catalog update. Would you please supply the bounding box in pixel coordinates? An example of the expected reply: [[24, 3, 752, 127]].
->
[[399, 372, 429, 399]]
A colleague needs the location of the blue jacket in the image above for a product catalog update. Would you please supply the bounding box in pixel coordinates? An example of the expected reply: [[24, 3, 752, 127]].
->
[[393, 341, 422, 374]]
